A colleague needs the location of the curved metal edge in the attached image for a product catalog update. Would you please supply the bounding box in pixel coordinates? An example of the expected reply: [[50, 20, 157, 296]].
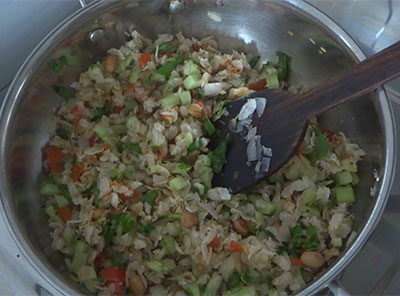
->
[[0, 1, 106, 295], [287, 1, 397, 296], [0, 0, 396, 295], [328, 281, 351, 296]]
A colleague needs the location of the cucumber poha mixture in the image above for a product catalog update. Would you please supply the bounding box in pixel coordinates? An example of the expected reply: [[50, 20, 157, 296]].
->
[[41, 31, 365, 296]]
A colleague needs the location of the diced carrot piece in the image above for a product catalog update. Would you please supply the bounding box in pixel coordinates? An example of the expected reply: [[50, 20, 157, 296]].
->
[[320, 126, 335, 142], [290, 257, 304, 267], [71, 105, 83, 127], [58, 205, 72, 223], [229, 240, 243, 253], [192, 43, 201, 52], [138, 53, 152, 69], [71, 162, 86, 182], [248, 79, 267, 91], [208, 237, 220, 250], [47, 146, 64, 173], [124, 84, 135, 96], [88, 134, 96, 147]]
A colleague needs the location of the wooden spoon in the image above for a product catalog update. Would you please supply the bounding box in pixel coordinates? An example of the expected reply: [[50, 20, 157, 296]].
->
[[211, 41, 400, 194]]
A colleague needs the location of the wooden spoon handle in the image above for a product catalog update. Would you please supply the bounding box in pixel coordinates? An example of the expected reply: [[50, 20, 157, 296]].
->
[[297, 41, 400, 115]]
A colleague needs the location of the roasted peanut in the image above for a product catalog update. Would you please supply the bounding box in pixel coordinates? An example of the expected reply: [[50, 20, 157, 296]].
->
[[104, 55, 116, 73], [128, 273, 146, 296], [181, 212, 198, 228], [233, 219, 248, 235], [92, 208, 105, 220], [300, 251, 325, 269]]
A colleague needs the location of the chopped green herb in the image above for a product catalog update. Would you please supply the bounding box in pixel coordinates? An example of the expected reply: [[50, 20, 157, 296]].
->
[[160, 236, 176, 255], [276, 51, 292, 81], [203, 119, 216, 136], [214, 100, 232, 117], [172, 162, 191, 175], [157, 42, 177, 53], [249, 55, 260, 68], [208, 136, 229, 173], [289, 225, 320, 256], [55, 128, 70, 140], [92, 102, 112, 122], [102, 213, 136, 247], [227, 271, 241, 289], [53, 84, 75, 99], [122, 142, 142, 154], [111, 252, 124, 268], [50, 55, 68, 72], [307, 127, 330, 162], [188, 138, 203, 153], [154, 55, 184, 78], [60, 185, 73, 204], [143, 190, 158, 206], [139, 222, 155, 235]]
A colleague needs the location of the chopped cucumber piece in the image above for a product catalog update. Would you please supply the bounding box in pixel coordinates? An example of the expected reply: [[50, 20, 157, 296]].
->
[[129, 66, 141, 83], [183, 60, 201, 76], [111, 125, 128, 135], [161, 258, 176, 272], [341, 159, 358, 173], [177, 277, 200, 296], [147, 261, 162, 272], [179, 90, 192, 106], [40, 181, 60, 196], [183, 74, 201, 90], [255, 199, 275, 215], [184, 132, 193, 147], [169, 177, 187, 191], [200, 166, 213, 189], [70, 252, 87, 273], [254, 211, 264, 227], [301, 188, 317, 205], [74, 240, 88, 253], [194, 182, 205, 195], [204, 272, 223, 296], [160, 236, 176, 255], [161, 93, 180, 107], [335, 185, 355, 204], [125, 99, 138, 111], [268, 172, 284, 183], [116, 54, 133, 74], [267, 72, 279, 89], [45, 204, 61, 222], [336, 171, 353, 185], [93, 124, 116, 152], [55, 195, 70, 208], [332, 237, 342, 247], [150, 72, 166, 83], [299, 205, 320, 216]]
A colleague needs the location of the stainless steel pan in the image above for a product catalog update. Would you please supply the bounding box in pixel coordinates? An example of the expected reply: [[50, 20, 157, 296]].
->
[[0, 0, 395, 294]]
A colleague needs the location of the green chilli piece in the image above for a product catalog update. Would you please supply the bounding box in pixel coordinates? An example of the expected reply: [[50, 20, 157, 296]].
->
[[203, 119, 216, 136], [249, 55, 260, 68]]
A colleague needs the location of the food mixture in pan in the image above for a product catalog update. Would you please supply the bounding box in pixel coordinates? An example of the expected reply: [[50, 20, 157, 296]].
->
[[42, 31, 365, 295]]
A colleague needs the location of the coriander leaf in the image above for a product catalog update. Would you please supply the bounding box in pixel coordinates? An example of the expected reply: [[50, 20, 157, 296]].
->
[[276, 51, 292, 81], [59, 185, 72, 204], [227, 271, 241, 289], [188, 138, 203, 153], [143, 190, 158, 206], [53, 84, 75, 99], [208, 136, 229, 173], [122, 142, 142, 154], [139, 222, 155, 235], [92, 102, 112, 122], [172, 162, 191, 175], [158, 42, 177, 53], [307, 127, 330, 162], [155, 55, 184, 78], [56, 128, 70, 140], [103, 213, 136, 247]]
